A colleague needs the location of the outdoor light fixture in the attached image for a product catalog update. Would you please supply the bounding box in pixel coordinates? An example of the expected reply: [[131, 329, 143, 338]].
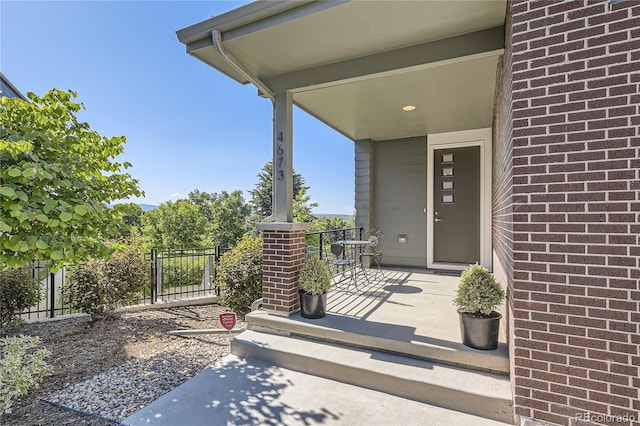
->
[[402, 105, 416, 111]]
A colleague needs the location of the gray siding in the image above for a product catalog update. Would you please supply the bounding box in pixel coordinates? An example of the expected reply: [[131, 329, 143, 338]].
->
[[374, 136, 427, 267], [354, 140, 372, 233]]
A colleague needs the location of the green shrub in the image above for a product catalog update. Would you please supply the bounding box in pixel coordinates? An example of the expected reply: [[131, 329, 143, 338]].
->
[[453, 263, 505, 317], [160, 256, 206, 290], [299, 255, 332, 295], [66, 248, 147, 320], [0, 268, 42, 327], [0, 336, 52, 414], [215, 235, 262, 313]]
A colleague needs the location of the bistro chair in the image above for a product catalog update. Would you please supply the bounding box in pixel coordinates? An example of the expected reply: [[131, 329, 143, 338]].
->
[[330, 242, 353, 268], [330, 242, 357, 290], [360, 229, 384, 277]]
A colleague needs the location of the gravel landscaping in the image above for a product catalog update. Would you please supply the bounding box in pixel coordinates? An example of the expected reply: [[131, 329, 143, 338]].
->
[[1, 303, 240, 425]]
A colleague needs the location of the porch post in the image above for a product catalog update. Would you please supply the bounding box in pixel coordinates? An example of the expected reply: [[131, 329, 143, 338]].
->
[[256, 222, 310, 315], [256, 90, 307, 315], [272, 91, 293, 222]]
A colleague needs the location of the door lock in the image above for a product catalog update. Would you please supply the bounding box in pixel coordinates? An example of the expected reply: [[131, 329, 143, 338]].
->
[[434, 218, 442, 222]]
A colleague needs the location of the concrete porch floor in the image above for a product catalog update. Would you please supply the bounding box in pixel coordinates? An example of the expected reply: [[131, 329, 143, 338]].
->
[[249, 267, 509, 373], [333, 267, 509, 354]]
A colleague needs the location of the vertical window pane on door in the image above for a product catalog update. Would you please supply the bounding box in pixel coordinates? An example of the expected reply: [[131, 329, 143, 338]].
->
[[442, 167, 454, 177]]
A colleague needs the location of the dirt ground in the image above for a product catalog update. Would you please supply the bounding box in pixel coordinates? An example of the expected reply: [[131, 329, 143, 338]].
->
[[1, 303, 240, 426]]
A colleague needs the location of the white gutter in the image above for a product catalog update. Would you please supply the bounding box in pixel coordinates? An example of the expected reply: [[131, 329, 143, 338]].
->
[[211, 29, 275, 102]]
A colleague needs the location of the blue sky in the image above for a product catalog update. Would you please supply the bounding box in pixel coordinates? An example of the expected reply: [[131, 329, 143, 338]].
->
[[1, 1, 355, 215]]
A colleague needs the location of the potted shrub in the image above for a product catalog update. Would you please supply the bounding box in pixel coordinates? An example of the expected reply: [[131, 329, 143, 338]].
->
[[298, 255, 332, 319], [453, 263, 505, 350]]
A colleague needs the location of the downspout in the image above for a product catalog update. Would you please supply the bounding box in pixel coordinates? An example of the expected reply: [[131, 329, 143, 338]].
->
[[211, 29, 275, 102], [212, 29, 278, 222]]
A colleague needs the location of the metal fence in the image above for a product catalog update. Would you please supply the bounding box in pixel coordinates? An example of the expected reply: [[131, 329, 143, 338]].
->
[[14, 247, 227, 321], [15, 262, 75, 321], [13, 229, 362, 320], [150, 246, 230, 302]]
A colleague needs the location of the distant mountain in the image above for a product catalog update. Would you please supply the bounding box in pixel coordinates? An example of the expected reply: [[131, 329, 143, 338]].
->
[[314, 213, 353, 221], [138, 204, 157, 211]]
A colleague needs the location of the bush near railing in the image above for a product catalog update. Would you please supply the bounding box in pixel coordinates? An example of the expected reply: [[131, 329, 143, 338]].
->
[[65, 249, 147, 320], [0, 267, 43, 327], [215, 235, 262, 313]]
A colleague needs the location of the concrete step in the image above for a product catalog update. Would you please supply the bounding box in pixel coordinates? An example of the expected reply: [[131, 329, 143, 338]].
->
[[232, 330, 514, 424], [245, 310, 510, 374], [124, 354, 511, 426]]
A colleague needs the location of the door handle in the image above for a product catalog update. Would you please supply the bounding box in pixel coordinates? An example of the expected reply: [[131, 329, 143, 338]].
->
[[434, 218, 443, 222]]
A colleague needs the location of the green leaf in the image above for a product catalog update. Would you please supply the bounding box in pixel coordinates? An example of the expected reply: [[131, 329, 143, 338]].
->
[[0, 186, 16, 198], [36, 214, 49, 222], [36, 239, 49, 249], [15, 191, 28, 201], [7, 168, 22, 177], [0, 220, 12, 233], [47, 219, 60, 228], [22, 167, 36, 177], [59, 212, 73, 222], [43, 200, 57, 213], [50, 250, 64, 260], [74, 205, 88, 216]]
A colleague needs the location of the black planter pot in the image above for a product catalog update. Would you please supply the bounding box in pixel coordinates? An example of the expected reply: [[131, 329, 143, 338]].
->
[[299, 290, 327, 319], [458, 310, 502, 350]]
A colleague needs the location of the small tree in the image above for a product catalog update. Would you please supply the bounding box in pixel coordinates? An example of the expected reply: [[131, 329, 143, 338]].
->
[[298, 255, 331, 295], [210, 190, 251, 248], [453, 263, 505, 317], [215, 234, 262, 313], [248, 161, 309, 219], [141, 199, 210, 249], [293, 186, 318, 223], [0, 89, 143, 270]]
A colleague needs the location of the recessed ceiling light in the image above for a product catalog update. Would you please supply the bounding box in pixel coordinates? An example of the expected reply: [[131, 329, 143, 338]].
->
[[402, 105, 416, 111]]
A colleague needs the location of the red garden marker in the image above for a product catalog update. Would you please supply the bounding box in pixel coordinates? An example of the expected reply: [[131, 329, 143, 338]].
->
[[219, 312, 237, 331]]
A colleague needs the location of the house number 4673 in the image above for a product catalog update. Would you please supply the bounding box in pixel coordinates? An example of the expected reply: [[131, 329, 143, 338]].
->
[[277, 131, 285, 181]]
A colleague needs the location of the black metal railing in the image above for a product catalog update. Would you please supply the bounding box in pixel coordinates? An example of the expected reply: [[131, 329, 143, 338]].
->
[[13, 229, 364, 320], [13, 262, 75, 321], [13, 246, 229, 320], [305, 227, 363, 261], [150, 246, 229, 302]]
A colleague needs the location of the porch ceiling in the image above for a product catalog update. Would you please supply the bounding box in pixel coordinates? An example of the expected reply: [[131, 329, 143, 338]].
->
[[177, 0, 507, 141]]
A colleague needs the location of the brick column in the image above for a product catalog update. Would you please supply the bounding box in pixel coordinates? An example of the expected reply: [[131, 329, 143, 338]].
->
[[256, 222, 310, 315]]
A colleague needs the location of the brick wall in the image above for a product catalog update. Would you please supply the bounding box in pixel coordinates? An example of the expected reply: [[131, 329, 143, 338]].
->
[[510, 0, 639, 424], [493, 0, 516, 405], [261, 228, 308, 314]]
